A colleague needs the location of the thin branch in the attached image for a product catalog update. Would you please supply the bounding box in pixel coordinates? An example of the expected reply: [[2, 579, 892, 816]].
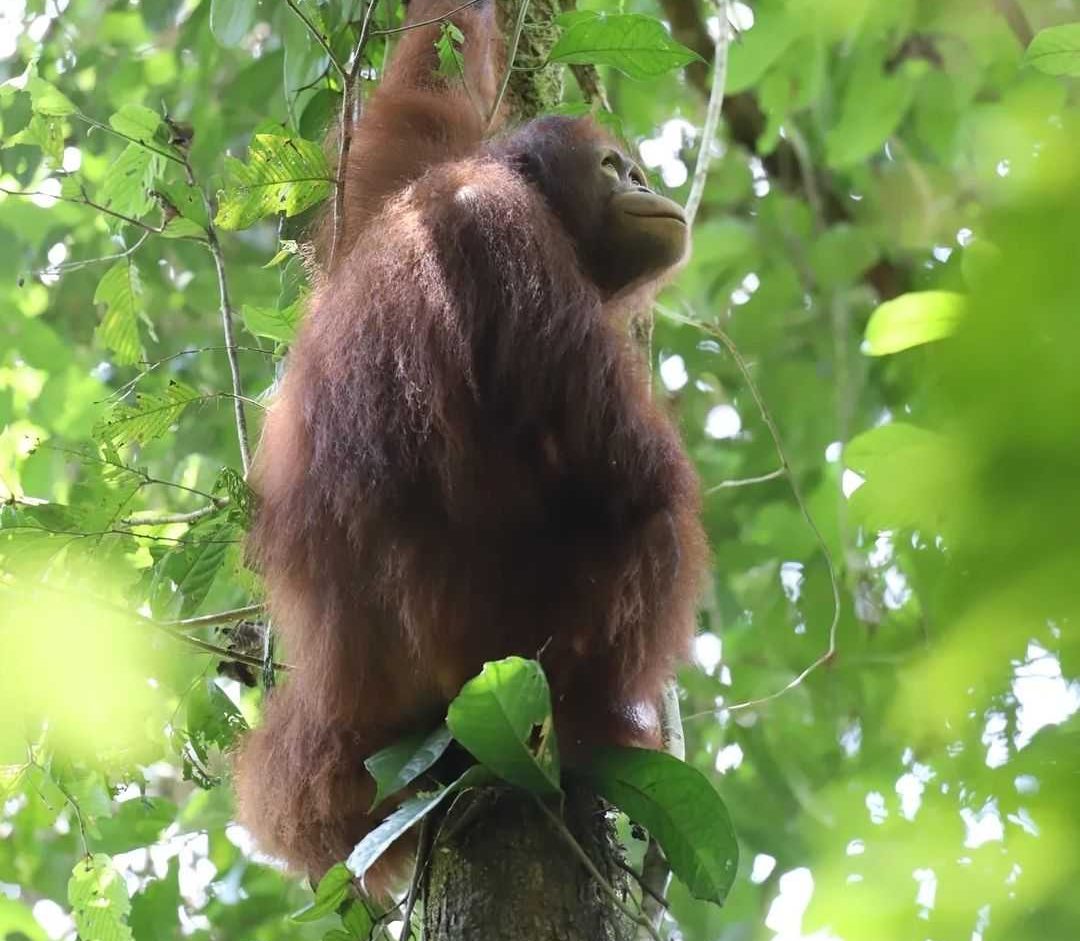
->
[[42, 444, 221, 504], [3, 522, 241, 545], [487, 0, 532, 131], [660, 307, 842, 714], [372, 0, 487, 36], [995, 0, 1034, 47], [72, 112, 186, 166], [284, 0, 348, 78], [613, 859, 670, 913], [533, 796, 663, 941], [181, 157, 252, 476], [684, 0, 731, 228], [706, 468, 785, 493], [161, 603, 266, 631], [121, 503, 224, 527], [0, 186, 166, 234], [27, 756, 89, 857], [30, 231, 151, 279], [108, 345, 274, 403]]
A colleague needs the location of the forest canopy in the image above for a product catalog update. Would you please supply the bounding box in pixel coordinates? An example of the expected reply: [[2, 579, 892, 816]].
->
[[2, 0, 1080, 939]]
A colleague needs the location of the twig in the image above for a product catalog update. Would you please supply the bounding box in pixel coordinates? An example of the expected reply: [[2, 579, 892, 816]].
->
[[30, 231, 151, 279], [613, 858, 670, 912], [161, 603, 266, 631], [660, 307, 842, 715], [42, 444, 221, 504], [284, 0, 348, 78], [27, 756, 90, 857], [533, 796, 663, 941], [706, 468, 785, 493], [487, 0, 532, 131], [372, 0, 487, 35], [401, 815, 433, 940], [181, 157, 252, 476], [107, 345, 273, 403], [995, 0, 1034, 46], [121, 502, 224, 527], [72, 112, 185, 166], [0, 186, 166, 234], [684, 0, 731, 228]]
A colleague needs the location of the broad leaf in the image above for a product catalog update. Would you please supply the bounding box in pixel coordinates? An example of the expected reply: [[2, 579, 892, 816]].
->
[[94, 261, 144, 365], [26, 71, 76, 116], [215, 133, 333, 229], [95, 798, 177, 855], [210, 0, 258, 47], [446, 657, 561, 795], [148, 519, 239, 619], [346, 766, 491, 882], [365, 724, 453, 809], [68, 854, 134, 941], [1025, 23, 1080, 76], [99, 143, 161, 221], [291, 863, 353, 923], [187, 678, 248, 760], [550, 13, 702, 80], [579, 748, 739, 907], [108, 104, 167, 149], [242, 301, 302, 343], [864, 291, 966, 356], [93, 380, 202, 450]]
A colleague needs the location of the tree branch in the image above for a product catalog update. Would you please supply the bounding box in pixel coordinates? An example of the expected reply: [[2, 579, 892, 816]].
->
[[684, 0, 731, 227]]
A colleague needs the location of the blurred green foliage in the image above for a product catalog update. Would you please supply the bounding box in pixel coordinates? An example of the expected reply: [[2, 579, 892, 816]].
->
[[2, 0, 1080, 939]]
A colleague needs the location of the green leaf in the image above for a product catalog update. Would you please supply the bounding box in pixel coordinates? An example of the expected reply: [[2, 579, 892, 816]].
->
[[291, 863, 353, 923], [68, 854, 134, 941], [215, 133, 333, 230], [95, 798, 177, 855], [129, 860, 179, 941], [549, 13, 703, 80], [149, 519, 239, 619], [725, 7, 797, 94], [365, 724, 453, 809], [94, 261, 145, 365], [435, 22, 466, 79], [0, 897, 48, 941], [26, 72, 76, 116], [1025, 23, 1080, 76], [863, 291, 967, 355], [93, 380, 202, 450], [210, 0, 258, 47], [242, 300, 302, 342], [187, 678, 248, 758], [340, 898, 375, 938], [446, 657, 560, 796], [108, 104, 165, 147], [346, 766, 491, 881], [0, 89, 32, 139], [98, 143, 161, 221], [578, 748, 739, 907]]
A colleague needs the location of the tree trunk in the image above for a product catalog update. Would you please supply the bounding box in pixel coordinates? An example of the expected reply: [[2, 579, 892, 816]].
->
[[422, 783, 635, 941]]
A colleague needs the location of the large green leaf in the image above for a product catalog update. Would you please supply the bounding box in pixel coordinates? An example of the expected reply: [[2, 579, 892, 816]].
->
[[365, 724, 453, 809], [148, 519, 239, 618], [863, 291, 967, 356], [93, 261, 144, 365], [550, 13, 702, 80], [93, 380, 202, 450], [242, 300, 301, 343], [578, 748, 739, 907], [290, 863, 353, 923], [209, 0, 258, 47], [68, 854, 134, 941], [215, 132, 333, 230], [1025, 23, 1080, 76], [346, 766, 491, 882], [98, 143, 161, 221], [446, 657, 561, 796]]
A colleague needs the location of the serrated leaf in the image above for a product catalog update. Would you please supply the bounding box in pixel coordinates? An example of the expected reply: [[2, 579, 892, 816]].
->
[[94, 262, 144, 365], [242, 301, 301, 343], [215, 133, 332, 230], [108, 104, 167, 148], [579, 748, 739, 907], [93, 380, 202, 450], [99, 143, 161, 221], [210, 0, 258, 47], [365, 724, 453, 809], [446, 657, 560, 795], [863, 291, 967, 355], [68, 854, 134, 941], [1025, 23, 1080, 76], [26, 72, 76, 116], [291, 863, 353, 923], [150, 519, 239, 618], [346, 766, 491, 882], [549, 13, 702, 80]]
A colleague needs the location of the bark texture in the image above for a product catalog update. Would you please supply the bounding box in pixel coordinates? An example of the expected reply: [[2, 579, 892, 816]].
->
[[423, 783, 635, 941]]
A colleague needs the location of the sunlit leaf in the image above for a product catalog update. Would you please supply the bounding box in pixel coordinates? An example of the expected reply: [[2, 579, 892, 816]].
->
[[446, 657, 561, 796], [1025, 23, 1080, 76], [578, 748, 739, 906], [215, 133, 332, 230], [242, 301, 302, 343], [863, 291, 967, 355], [68, 854, 134, 941], [93, 380, 202, 450], [550, 13, 702, 80], [93, 261, 144, 365]]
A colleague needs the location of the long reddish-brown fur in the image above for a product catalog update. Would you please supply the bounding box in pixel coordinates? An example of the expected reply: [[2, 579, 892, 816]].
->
[[234, 0, 708, 896]]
